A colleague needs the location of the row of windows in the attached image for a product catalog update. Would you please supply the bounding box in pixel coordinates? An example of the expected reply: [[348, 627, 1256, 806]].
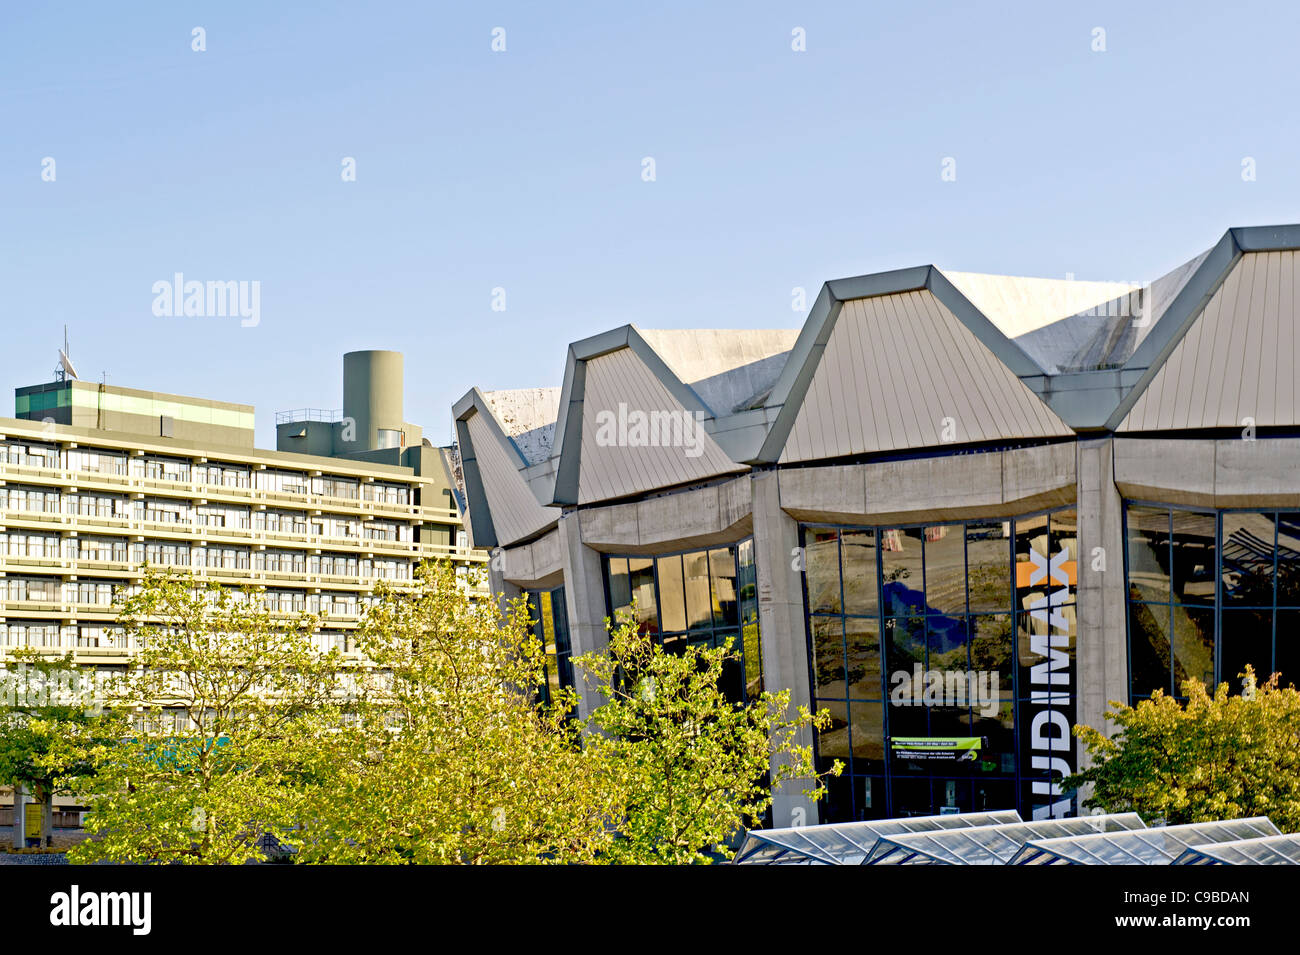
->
[[2, 581, 367, 614], [1, 488, 421, 534], [1125, 503, 1300, 699], [801, 508, 1079, 823], [1, 623, 357, 652], [4, 445, 412, 503], [603, 540, 762, 704], [0, 534, 415, 580]]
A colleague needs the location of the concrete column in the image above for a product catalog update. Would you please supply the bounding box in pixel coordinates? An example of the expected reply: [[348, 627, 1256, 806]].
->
[[750, 469, 819, 827], [1075, 438, 1130, 768], [489, 558, 522, 620], [12, 783, 25, 850], [557, 509, 610, 720]]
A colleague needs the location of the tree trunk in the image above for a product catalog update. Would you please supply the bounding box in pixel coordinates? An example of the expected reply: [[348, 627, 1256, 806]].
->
[[42, 792, 54, 848]]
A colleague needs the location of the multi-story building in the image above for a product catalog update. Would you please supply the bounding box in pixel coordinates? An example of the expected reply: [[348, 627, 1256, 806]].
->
[[454, 224, 1300, 829], [0, 347, 483, 683]]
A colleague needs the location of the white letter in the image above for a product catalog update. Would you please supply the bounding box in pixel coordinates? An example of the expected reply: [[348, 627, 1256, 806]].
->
[[50, 891, 70, 927], [594, 409, 616, 447], [152, 280, 173, 317], [239, 280, 260, 327], [889, 670, 910, 704]]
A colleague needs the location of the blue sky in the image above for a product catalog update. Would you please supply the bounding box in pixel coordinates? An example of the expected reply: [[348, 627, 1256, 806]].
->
[[3, 1, 1299, 447]]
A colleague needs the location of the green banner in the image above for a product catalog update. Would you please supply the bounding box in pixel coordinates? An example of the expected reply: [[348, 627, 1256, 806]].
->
[[890, 736, 985, 761]]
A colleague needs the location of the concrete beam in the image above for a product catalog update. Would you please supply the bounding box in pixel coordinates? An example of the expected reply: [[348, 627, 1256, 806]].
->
[[1114, 437, 1300, 507], [576, 477, 754, 554], [779, 443, 1077, 526]]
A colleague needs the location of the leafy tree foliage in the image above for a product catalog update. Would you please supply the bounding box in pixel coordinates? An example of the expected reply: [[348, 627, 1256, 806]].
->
[[293, 560, 621, 864], [67, 568, 342, 864], [1068, 667, 1300, 832], [0, 650, 105, 845], [575, 610, 835, 864]]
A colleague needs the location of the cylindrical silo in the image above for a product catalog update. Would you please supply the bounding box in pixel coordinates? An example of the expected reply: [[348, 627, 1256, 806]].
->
[[342, 350, 404, 452]]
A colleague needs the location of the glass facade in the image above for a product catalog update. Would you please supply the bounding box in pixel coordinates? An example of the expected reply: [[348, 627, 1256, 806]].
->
[[1124, 503, 1300, 700], [525, 587, 574, 707], [801, 508, 1078, 823], [603, 539, 762, 704]]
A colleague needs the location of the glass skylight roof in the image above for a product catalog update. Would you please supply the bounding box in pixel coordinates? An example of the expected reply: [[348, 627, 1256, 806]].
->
[[732, 810, 1022, 866], [1010, 818, 1282, 865], [865, 813, 1146, 865], [1171, 833, 1300, 865]]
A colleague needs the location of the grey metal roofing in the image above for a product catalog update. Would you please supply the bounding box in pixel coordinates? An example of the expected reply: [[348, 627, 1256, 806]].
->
[[1171, 833, 1300, 865], [453, 225, 1300, 536], [775, 288, 1072, 463], [573, 345, 745, 505], [1119, 249, 1300, 431], [732, 810, 1022, 866], [864, 812, 1147, 865], [1009, 817, 1282, 865]]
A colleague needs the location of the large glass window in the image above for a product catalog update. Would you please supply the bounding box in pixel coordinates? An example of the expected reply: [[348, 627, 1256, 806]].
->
[[800, 507, 1077, 823], [526, 587, 573, 708], [1123, 504, 1299, 700], [603, 540, 763, 704]]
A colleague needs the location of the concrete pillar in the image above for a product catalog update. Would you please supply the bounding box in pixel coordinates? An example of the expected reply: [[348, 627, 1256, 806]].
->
[[12, 783, 25, 850], [1075, 437, 1130, 768], [750, 469, 819, 827], [489, 558, 522, 620], [557, 509, 610, 720]]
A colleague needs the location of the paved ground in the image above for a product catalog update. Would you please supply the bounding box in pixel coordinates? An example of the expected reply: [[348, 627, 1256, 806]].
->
[[0, 852, 69, 864], [0, 826, 88, 863]]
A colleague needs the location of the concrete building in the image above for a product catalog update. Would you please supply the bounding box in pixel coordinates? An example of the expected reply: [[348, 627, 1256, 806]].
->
[[454, 225, 1300, 828], [0, 347, 482, 728]]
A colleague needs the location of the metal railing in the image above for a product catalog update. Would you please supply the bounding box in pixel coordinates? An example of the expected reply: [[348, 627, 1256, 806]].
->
[[275, 409, 342, 425]]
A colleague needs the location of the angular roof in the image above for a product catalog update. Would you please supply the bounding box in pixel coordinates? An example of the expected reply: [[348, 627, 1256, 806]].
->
[[1172, 833, 1300, 865], [1009, 817, 1281, 865], [453, 225, 1300, 541], [733, 810, 1022, 866], [863, 813, 1146, 865], [941, 270, 1141, 341], [482, 388, 561, 466], [636, 329, 799, 415]]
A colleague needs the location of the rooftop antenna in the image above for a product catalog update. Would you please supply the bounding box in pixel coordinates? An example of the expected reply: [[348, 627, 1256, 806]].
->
[[55, 325, 78, 382]]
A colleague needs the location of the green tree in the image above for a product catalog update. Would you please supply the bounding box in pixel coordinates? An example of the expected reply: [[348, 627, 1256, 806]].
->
[[0, 650, 105, 847], [1067, 667, 1300, 831], [575, 610, 837, 865], [293, 560, 622, 864], [67, 567, 344, 864]]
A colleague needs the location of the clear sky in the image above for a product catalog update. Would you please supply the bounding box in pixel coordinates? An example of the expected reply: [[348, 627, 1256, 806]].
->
[[3, 1, 1298, 448]]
